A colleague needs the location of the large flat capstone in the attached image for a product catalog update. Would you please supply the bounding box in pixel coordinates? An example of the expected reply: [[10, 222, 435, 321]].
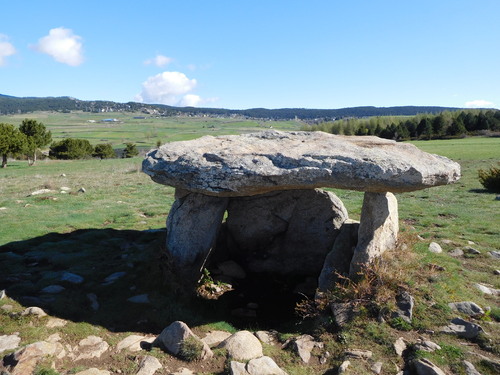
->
[[142, 130, 460, 197]]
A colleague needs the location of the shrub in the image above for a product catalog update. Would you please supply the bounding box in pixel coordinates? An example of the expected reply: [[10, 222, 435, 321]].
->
[[93, 143, 116, 159], [49, 138, 94, 159], [178, 336, 204, 361], [478, 165, 500, 193], [123, 142, 139, 158]]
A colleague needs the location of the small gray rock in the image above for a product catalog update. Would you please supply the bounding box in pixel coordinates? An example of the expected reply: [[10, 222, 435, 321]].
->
[[394, 337, 407, 357], [494, 270, 500, 275], [414, 358, 446, 375], [449, 248, 464, 257], [78, 187, 86, 193], [463, 360, 483, 375], [41, 285, 65, 294], [371, 362, 383, 374], [441, 317, 484, 339], [0, 334, 21, 353], [475, 283, 500, 295], [345, 349, 372, 359], [103, 271, 126, 285], [61, 272, 84, 284], [0, 289, 6, 299], [414, 340, 441, 352], [448, 302, 484, 316], [488, 251, 500, 259], [127, 294, 150, 304], [392, 291, 414, 323], [338, 360, 350, 374], [219, 330, 263, 361], [136, 355, 162, 375], [428, 242, 442, 253], [21, 306, 47, 317], [466, 247, 481, 255]]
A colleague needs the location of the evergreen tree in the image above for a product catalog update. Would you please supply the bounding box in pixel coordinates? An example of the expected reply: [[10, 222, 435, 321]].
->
[[0, 123, 26, 168], [49, 138, 94, 159], [93, 143, 116, 159], [19, 119, 52, 165], [123, 143, 139, 158]]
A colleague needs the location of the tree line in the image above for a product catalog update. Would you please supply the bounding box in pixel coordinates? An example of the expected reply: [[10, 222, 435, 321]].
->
[[301, 110, 500, 140], [0, 119, 138, 168]]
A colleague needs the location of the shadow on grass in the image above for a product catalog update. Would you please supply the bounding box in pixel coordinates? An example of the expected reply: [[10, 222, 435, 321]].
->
[[0, 228, 240, 334], [0, 228, 310, 334]]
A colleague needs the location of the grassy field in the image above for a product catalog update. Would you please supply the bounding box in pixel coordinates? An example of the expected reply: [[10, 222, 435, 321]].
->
[[0, 129, 499, 375]]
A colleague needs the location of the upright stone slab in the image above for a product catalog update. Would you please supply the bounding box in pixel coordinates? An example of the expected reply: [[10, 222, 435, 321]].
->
[[349, 192, 398, 277], [166, 190, 228, 280]]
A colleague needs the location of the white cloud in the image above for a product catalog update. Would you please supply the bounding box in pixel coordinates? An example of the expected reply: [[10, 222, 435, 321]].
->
[[465, 99, 495, 108], [135, 71, 198, 105], [180, 94, 202, 107], [144, 54, 173, 67], [0, 34, 16, 66], [34, 27, 83, 66]]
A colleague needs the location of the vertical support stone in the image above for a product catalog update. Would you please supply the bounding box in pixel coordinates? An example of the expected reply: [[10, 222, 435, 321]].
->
[[166, 189, 228, 281], [349, 192, 398, 278]]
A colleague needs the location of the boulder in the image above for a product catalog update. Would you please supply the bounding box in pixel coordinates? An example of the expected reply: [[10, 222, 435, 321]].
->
[[441, 318, 484, 339], [428, 242, 442, 254], [218, 330, 263, 361], [154, 321, 212, 360], [393, 337, 407, 357], [201, 330, 232, 348], [0, 334, 21, 353], [413, 358, 446, 375], [226, 189, 347, 275], [136, 355, 162, 375], [70, 335, 109, 361], [448, 302, 485, 316], [116, 335, 155, 351], [143, 130, 460, 196], [292, 334, 323, 363], [391, 291, 415, 324], [463, 360, 483, 375], [350, 192, 399, 277]]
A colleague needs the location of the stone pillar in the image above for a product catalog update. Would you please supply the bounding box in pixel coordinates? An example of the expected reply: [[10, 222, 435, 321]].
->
[[349, 192, 398, 278], [165, 189, 228, 282]]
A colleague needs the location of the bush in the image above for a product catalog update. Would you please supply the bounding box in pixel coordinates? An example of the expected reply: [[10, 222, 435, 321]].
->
[[123, 142, 139, 158], [178, 336, 204, 361], [93, 143, 115, 159], [49, 138, 94, 159], [478, 165, 500, 193]]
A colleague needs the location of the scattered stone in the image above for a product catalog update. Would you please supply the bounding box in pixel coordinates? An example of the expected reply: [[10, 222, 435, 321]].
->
[[331, 302, 358, 327], [441, 318, 484, 339], [3, 340, 66, 375], [73, 369, 111, 375], [349, 192, 398, 277], [46, 317, 68, 328], [1, 304, 13, 312], [60, 173, 66, 177], [414, 340, 441, 352], [475, 283, 500, 295], [116, 335, 155, 352], [154, 321, 212, 360], [413, 358, 446, 375], [488, 251, 500, 259], [71, 335, 109, 361], [320, 351, 331, 365], [292, 334, 323, 363], [201, 330, 232, 348], [87, 293, 99, 310], [466, 247, 481, 255], [136, 355, 162, 375], [449, 248, 464, 257], [170, 368, 194, 375], [41, 284, 65, 294], [345, 349, 373, 359], [371, 362, 383, 374], [0, 334, 21, 353], [467, 240, 476, 245], [338, 360, 351, 374], [29, 188, 54, 196], [217, 260, 247, 279], [392, 290, 414, 324], [494, 270, 500, 275], [61, 271, 84, 284], [394, 337, 407, 357], [218, 330, 263, 361], [21, 306, 47, 317], [448, 302, 485, 316], [254, 331, 277, 345], [103, 271, 126, 285], [0, 207, 6, 211], [441, 239, 453, 245], [0, 289, 6, 299], [247, 356, 288, 375], [78, 187, 86, 193], [428, 242, 442, 253], [427, 263, 446, 271], [463, 360, 483, 375], [127, 294, 150, 304]]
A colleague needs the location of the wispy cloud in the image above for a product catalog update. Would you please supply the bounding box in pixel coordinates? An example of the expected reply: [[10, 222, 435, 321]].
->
[[465, 99, 495, 108], [0, 34, 16, 66], [33, 27, 84, 66], [144, 54, 173, 67]]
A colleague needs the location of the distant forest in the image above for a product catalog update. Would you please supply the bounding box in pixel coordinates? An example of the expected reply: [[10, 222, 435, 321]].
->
[[0, 93, 474, 120]]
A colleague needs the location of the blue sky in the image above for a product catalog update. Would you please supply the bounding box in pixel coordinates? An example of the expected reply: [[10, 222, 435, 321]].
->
[[1, 0, 499, 109]]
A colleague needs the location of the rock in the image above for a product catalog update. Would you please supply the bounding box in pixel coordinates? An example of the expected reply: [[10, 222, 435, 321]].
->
[[136, 355, 162, 375], [154, 321, 212, 360], [371, 362, 383, 374], [292, 334, 322, 363], [165, 191, 228, 280], [21, 306, 47, 317], [0, 334, 21, 353], [463, 360, 483, 375], [41, 285, 65, 294], [87, 293, 99, 310], [230, 361, 248, 375], [61, 271, 84, 284], [0, 289, 6, 299], [247, 356, 288, 375], [466, 247, 481, 255], [392, 291, 414, 324], [448, 248, 464, 257], [219, 330, 263, 361], [46, 317, 68, 328], [117, 335, 155, 352], [495, 269, 500, 275], [488, 251, 500, 259], [331, 302, 358, 327], [171, 368, 194, 375], [320, 351, 331, 365], [441, 239, 453, 245], [103, 271, 126, 285], [428, 242, 442, 253], [78, 187, 86, 193], [143, 131, 460, 196], [414, 340, 441, 352], [318, 219, 359, 292], [254, 331, 277, 345], [448, 302, 485, 316], [71, 335, 109, 361], [201, 330, 232, 348], [475, 283, 500, 295], [73, 369, 111, 375], [349, 192, 398, 277], [4, 340, 65, 375], [127, 294, 150, 304], [414, 358, 446, 375], [394, 337, 407, 357], [226, 189, 347, 275], [345, 349, 372, 359], [217, 260, 247, 279], [441, 318, 484, 339], [29, 188, 54, 196], [338, 360, 351, 374]]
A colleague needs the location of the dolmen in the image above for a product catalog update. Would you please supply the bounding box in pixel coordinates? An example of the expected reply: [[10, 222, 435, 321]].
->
[[142, 130, 460, 293]]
